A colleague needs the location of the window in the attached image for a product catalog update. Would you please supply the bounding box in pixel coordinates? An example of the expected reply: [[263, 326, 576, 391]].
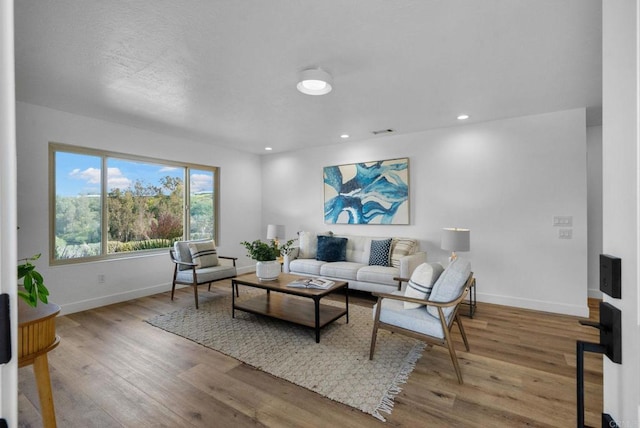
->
[[50, 143, 218, 264]]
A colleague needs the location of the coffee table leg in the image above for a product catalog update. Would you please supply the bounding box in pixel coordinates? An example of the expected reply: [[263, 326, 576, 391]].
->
[[314, 297, 320, 343], [345, 284, 349, 324], [231, 280, 236, 318]]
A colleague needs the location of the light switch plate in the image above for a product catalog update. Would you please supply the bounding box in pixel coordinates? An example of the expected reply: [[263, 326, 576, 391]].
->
[[553, 216, 573, 227], [558, 229, 572, 239]]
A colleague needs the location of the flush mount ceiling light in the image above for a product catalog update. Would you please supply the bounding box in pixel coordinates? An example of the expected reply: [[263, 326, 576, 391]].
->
[[457, 114, 470, 120], [297, 68, 333, 95]]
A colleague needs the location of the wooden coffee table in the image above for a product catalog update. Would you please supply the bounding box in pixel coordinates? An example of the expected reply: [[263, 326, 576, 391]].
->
[[231, 273, 349, 343]]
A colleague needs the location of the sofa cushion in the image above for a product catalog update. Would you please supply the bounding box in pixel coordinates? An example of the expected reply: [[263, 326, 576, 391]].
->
[[427, 258, 471, 321], [390, 238, 417, 268], [342, 235, 371, 264], [369, 238, 392, 266], [187, 240, 219, 268], [404, 262, 444, 309], [299, 231, 334, 259], [289, 258, 325, 276], [320, 262, 365, 280], [298, 231, 317, 259], [316, 236, 348, 262], [374, 292, 444, 339], [357, 265, 399, 286]]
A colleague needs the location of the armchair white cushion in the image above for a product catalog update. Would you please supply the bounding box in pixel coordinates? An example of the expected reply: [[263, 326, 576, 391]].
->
[[370, 259, 473, 384], [171, 240, 237, 309]]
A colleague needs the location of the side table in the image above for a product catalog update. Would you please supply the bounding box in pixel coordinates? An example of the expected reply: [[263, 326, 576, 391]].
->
[[18, 300, 60, 428], [460, 277, 477, 318]]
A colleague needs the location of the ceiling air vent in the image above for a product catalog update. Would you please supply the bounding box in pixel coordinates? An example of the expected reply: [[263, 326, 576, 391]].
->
[[372, 128, 395, 135]]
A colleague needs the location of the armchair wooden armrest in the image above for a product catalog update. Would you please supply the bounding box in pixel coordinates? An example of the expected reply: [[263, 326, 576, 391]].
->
[[219, 256, 238, 267], [372, 289, 468, 309], [393, 276, 411, 291], [170, 259, 197, 268]]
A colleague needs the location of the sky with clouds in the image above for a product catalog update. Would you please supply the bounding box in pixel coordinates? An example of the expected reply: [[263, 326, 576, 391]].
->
[[56, 152, 213, 196]]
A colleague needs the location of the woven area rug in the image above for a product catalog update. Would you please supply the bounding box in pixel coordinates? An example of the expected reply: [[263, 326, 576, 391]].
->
[[146, 291, 425, 421]]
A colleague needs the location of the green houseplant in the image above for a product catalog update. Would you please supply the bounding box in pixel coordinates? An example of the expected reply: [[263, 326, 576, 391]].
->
[[241, 239, 280, 261], [241, 238, 295, 280], [240, 239, 295, 261], [18, 253, 50, 307]]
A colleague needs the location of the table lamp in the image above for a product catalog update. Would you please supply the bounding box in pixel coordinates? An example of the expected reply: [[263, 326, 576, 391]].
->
[[266, 224, 285, 246], [441, 228, 470, 262]]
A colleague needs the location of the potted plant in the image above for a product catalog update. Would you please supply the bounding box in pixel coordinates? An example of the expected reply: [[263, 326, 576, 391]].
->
[[241, 238, 295, 280], [18, 253, 50, 307]]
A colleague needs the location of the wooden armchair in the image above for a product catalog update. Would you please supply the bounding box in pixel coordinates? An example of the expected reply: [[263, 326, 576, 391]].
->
[[170, 240, 238, 309], [370, 259, 474, 384]]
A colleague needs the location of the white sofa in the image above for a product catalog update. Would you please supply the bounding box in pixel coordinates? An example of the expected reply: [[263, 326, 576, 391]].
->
[[283, 233, 427, 294]]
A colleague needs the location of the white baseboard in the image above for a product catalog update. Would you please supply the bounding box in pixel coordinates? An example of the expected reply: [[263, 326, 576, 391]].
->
[[59, 283, 172, 315], [59, 269, 258, 315], [587, 288, 603, 299], [477, 292, 590, 317]]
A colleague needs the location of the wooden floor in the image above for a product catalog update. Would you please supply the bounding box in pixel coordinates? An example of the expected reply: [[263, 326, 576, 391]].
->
[[18, 281, 603, 427]]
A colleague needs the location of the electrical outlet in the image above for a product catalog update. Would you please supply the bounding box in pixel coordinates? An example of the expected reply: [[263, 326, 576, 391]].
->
[[558, 229, 573, 239], [98, 274, 105, 284]]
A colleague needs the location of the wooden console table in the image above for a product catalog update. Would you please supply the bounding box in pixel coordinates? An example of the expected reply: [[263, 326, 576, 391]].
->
[[18, 300, 60, 428]]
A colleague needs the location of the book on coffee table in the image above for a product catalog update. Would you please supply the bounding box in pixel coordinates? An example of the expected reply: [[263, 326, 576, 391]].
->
[[287, 277, 335, 289]]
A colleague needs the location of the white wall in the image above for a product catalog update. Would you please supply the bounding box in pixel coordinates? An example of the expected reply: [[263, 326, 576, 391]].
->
[[16, 102, 262, 314], [262, 109, 589, 316], [587, 125, 603, 299], [602, 0, 640, 425], [1, 0, 18, 425]]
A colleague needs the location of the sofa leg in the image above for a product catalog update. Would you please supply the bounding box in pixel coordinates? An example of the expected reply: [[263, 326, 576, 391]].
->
[[171, 282, 176, 301], [193, 284, 199, 309]]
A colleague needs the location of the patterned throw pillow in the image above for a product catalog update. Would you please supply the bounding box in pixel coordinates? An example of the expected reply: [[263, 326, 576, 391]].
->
[[403, 262, 444, 309], [369, 239, 392, 266], [187, 240, 219, 268], [390, 238, 417, 268], [316, 236, 347, 262]]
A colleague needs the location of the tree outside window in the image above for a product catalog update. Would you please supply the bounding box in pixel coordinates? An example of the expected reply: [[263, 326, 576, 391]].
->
[[51, 144, 218, 263]]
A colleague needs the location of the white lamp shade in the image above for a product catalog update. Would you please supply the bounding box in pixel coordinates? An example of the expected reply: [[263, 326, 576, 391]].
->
[[266, 224, 285, 240], [296, 68, 333, 95], [441, 228, 470, 252]]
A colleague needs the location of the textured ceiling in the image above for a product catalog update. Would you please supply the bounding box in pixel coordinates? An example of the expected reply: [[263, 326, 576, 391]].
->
[[14, 0, 602, 154]]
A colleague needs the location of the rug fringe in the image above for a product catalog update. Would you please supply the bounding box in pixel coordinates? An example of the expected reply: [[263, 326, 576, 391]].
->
[[372, 342, 427, 422]]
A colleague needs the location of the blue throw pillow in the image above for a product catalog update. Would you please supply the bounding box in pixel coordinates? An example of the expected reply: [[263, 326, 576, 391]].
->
[[316, 236, 348, 262], [369, 238, 392, 266]]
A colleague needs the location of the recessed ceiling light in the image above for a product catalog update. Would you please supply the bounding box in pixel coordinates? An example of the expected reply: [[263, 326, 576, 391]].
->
[[340, 134, 349, 139], [265, 147, 273, 151], [457, 114, 470, 120], [297, 68, 333, 96]]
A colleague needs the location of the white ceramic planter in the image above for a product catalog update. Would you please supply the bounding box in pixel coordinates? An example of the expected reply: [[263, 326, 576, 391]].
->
[[256, 260, 280, 281]]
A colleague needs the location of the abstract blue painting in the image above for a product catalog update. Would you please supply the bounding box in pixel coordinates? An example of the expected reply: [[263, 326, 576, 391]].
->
[[324, 158, 409, 224]]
